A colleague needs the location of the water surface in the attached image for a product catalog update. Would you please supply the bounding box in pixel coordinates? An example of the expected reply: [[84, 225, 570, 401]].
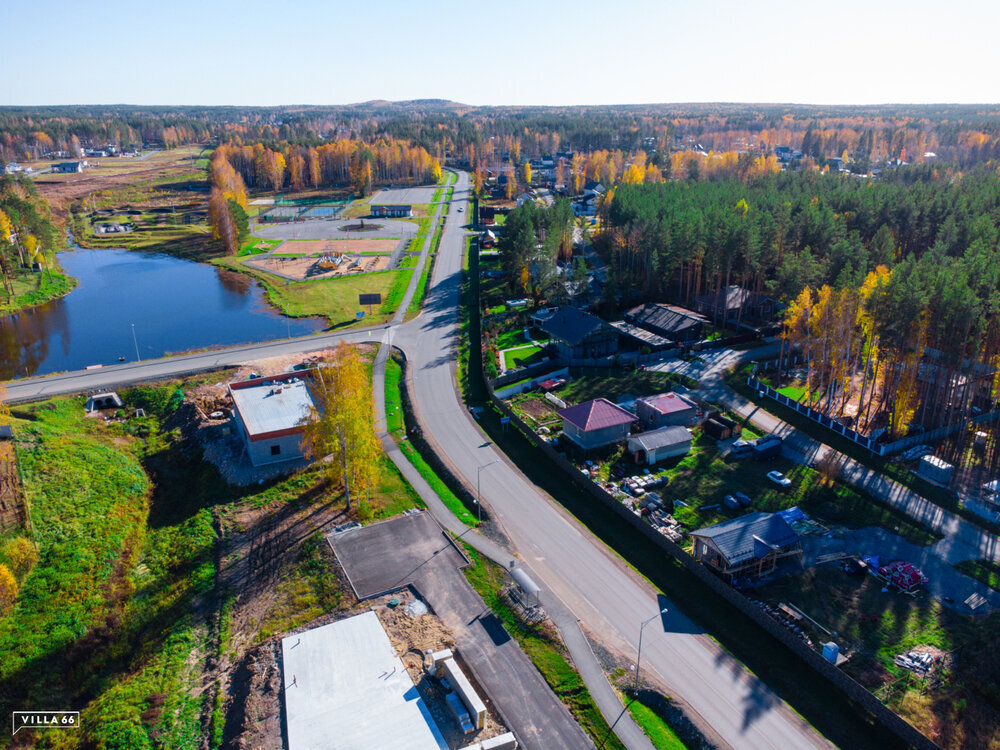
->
[[0, 246, 325, 380]]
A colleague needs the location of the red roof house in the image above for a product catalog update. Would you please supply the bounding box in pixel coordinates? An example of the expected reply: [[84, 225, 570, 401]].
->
[[558, 398, 636, 450], [636, 392, 698, 428]]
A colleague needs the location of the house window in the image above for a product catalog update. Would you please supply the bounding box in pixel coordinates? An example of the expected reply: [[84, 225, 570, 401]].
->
[[270, 445, 281, 456]]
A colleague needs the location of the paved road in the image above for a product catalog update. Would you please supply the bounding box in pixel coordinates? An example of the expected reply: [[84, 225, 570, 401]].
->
[[5, 173, 831, 749], [329, 512, 592, 749], [391, 173, 830, 749]]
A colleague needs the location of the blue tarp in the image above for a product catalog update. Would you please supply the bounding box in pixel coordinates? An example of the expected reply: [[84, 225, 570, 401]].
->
[[777, 506, 808, 523]]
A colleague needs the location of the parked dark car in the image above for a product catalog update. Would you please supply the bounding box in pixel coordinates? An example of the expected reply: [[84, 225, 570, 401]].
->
[[734, 492, 752, 508], [723, 494, 740, 510]]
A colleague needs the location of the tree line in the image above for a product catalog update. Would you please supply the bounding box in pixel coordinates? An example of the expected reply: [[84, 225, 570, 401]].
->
[[0, 176, 62, 300], [7, 102, 1000, 171], [206, 138, 441, 254]]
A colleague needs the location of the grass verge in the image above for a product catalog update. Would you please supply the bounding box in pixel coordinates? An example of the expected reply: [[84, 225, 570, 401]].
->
[[460, 544, 626, 750], [385, 354, 478, 527], [627, 700, 687, 750]]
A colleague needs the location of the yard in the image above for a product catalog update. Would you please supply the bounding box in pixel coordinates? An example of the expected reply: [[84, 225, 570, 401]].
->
[[755, 566, 1000, 750]]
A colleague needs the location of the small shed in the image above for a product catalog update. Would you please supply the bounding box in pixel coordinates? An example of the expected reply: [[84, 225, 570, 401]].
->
[[0, 425, 12, 440], [627, 426, 693, 465], [917, 455, 954, 484], [86, 391, 124, 412]]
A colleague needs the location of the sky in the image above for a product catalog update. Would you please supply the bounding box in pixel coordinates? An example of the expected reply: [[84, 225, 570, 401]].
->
[[1, 0, 997, 107]]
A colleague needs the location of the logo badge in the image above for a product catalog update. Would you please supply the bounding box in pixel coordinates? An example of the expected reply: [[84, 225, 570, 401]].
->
[[12, 712, 79, 735]]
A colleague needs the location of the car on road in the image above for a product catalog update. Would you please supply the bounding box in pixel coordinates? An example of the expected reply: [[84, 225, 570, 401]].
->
[[457, 207, 464, 212], [767, 470, 792, 487]]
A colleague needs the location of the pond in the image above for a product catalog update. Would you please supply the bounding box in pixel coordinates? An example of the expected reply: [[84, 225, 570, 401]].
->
[[0, 246, 326, 381]]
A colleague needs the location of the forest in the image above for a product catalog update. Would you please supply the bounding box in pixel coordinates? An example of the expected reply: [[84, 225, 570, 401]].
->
[[600, 166, 1000, 456]]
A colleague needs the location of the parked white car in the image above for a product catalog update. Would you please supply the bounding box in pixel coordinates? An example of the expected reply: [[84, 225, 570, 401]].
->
[[767, 470, 792, 487]]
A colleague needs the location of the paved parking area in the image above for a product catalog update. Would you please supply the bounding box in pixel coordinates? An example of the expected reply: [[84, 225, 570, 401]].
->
[[330, 511, 467, 598], [372, 186, 440, 205], [328, 512, 592, 749], [254, 218, 417, 241]]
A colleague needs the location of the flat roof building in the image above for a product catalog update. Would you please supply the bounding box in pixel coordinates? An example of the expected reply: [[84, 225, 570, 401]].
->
[[371, 204, 413, 218], [282, 611, 448, 750], [229, 372, 315, 467]]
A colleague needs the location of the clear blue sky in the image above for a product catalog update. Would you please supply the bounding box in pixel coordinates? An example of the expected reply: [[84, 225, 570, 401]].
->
[[1, 0, 995, 106]]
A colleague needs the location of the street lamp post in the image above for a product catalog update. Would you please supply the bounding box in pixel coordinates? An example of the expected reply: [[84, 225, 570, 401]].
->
[[476, 459, 501, 524], [131, 323, 141, 362], [635, 608, 669, 693]]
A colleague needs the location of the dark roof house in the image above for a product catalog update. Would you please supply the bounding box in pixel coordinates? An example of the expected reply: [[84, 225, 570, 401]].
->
[[691, 512, 801, 582], [558, 398, 636, 451], [695, 285, 778, 325], [538, 307, 618, 362], [624, 303, 708, 342]]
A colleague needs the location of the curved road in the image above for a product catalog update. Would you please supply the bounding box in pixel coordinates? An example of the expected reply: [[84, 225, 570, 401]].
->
[[390, 172, 829, 749], [5, 173, 831, 749]]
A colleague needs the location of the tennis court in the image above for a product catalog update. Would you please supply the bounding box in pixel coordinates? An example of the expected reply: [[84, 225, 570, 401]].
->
[[302, 206, 343, 218]]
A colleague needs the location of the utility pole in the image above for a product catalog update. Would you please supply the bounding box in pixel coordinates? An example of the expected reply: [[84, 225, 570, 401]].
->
[[476, 459, 501, 524], [131, 323, 140, 362], [635, 608, 669, 693]]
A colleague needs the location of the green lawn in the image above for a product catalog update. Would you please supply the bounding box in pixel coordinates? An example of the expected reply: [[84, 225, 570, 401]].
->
[[627, 700, 687, 750], [502, 345, 545, 370], [461, 545, 626, 750], [213, 255, 405, 326], [777, 384, 808, 401]]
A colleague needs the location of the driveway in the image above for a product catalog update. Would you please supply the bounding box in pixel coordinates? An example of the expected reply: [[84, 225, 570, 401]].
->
[[328, 512, 593, 750]]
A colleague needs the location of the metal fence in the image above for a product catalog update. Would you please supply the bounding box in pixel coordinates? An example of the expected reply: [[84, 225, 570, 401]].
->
[[748, 371, 1000, 457]]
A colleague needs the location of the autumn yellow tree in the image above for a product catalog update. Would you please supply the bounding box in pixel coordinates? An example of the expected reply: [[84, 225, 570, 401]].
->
[[3, 538, 37, 579], [520, 161, 532, 186], [301, 344, 381, 512], [0, 564, 17, 614]]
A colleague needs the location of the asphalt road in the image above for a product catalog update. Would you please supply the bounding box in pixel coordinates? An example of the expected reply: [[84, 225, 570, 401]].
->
[[5, 172, 830, 749], [391, 172, 830, 749]]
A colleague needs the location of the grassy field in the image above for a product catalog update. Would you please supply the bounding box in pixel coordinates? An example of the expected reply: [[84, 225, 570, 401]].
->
[[0, 366, 422, 748], [461, 545, 626, 750], [213, 255, 404, 326]]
